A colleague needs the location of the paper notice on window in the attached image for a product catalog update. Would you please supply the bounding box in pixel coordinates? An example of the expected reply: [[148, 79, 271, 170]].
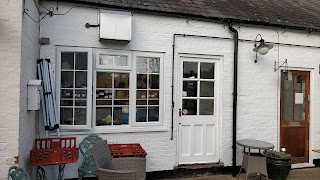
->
[[295, 93, 304, 104]]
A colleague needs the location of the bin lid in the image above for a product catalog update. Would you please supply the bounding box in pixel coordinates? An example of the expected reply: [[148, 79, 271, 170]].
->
[[28, 80, 42, 86]]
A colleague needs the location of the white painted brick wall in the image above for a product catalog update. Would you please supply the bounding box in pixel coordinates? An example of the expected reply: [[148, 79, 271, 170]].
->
[[19, 0, 40, 179], [38, 1, 320, 179], [0, 0, 23, 179]]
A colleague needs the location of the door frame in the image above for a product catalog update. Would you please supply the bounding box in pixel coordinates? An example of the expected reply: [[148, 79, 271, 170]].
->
[[175, 53, 223, 165], [278, 68, 314, 164]]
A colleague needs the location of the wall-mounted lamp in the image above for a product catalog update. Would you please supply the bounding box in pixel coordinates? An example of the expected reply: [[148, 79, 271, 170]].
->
[[253, 34, 274, 63]]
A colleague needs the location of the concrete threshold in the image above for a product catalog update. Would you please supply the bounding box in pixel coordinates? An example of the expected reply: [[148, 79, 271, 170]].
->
[[291, 163, 315, 169]]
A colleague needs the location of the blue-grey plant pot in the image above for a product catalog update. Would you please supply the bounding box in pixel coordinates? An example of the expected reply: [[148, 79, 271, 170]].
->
[[266, 156, 292, 180]]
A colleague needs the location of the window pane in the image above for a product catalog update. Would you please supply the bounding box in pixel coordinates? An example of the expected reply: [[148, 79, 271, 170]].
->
[[96, 107, 112, 126], [282, 73, 293, 90], [61, 53, 74, 69], [183, 81, 197, 97], [61, 89, 73, 98], [136, 100, 147, 105], [113, 107, 129, 125], [75, 53, 87, 70], [200, 63, 214, 79], [96, 90, 113, 99], [116, 90, 129, 99], [294, 105, 305, 121], [148, 90, 159, 98], [99, 55, 113, 66], [75, 90, 87, 99], [96, 100, 112, 105], [149, 58, 160, 73], [282, 90, 293, 106], [75, 71, 87, 88], [61, 100, 73, 106], [97, 72, 112, 88], [282, 106, 293, 121], [200, 81, 214, 97], [74, 108, 86, 125], [137, 57, 148, 73], [60, 108, 73, 125], [183, 62, 198, 78], [148, 107, 159, 121], [136, 107, 147, 122], [61, 72, 73, 88], [148, 100, 159, 105], [75, 100, 86, 106], [295, 75, 306, 90], [114, 56, 128, 66], [114, 73, 129, 88], [137, 74, 148, 89], [200, 99, 214, 115], [114, 100, 129, 105], [149, 74, 159, 89], [183, 99, 197, 115], [137, 90, 147, 99]]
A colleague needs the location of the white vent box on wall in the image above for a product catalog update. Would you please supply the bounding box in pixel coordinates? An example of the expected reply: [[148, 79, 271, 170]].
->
[[100, 10, 132, 41], [27, 80, 42, 111]]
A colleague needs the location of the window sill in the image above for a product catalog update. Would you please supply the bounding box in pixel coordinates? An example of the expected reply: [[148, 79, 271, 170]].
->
[[54, 126, 169, 135]]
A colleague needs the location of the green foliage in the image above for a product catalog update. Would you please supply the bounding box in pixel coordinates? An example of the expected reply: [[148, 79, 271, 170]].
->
[[265, 150, 292, 159]]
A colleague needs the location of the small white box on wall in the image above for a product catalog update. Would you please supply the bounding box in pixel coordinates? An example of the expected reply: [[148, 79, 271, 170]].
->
[[99, 10, 132, 41], [27, 80, 42, 111]]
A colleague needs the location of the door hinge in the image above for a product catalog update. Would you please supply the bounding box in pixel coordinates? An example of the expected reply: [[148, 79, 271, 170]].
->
[[179, 108, 182, 117], [308, 95, 310, 102]]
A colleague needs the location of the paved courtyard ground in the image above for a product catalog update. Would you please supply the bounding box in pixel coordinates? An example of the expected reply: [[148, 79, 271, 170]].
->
[[168, 167, 320, 180]]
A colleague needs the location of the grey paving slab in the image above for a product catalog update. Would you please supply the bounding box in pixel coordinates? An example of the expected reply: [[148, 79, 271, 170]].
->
[[167, 167, 320, 180]]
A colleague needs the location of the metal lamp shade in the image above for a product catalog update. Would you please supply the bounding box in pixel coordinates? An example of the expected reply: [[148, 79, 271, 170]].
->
[[253, 42, 274, 55]]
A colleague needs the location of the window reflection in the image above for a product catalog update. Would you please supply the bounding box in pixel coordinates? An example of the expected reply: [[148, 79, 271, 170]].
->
[[183, 62, 198, 78]]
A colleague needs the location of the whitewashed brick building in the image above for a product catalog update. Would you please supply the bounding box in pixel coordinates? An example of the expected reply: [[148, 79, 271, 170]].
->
[[2, 0, 320, 179]]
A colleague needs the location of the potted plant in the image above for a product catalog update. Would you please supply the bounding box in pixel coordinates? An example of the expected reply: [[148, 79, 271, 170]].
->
[[265, 150, 292, 180]]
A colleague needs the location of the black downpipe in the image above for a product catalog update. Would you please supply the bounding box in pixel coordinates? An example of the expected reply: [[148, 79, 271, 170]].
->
[[228, 23, 239, 177], [171, 34, 176, 140]]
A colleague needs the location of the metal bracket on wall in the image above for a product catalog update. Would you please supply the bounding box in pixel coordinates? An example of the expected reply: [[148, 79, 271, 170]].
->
[[274, 59, 288, 72]]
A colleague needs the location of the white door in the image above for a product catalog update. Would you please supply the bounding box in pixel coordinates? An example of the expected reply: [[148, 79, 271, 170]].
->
[[178, 55, 219, 164]]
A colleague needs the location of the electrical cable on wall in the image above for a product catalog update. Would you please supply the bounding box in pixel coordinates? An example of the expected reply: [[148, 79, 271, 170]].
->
[[53, 6, 79, 15], [33, 0, 50, 12], [25, 1, 80, 23], [24, 10, 49, 23]]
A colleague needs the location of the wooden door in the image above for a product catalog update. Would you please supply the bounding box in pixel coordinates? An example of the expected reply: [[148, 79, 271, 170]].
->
[[178, 56, 219, 164], [280, 70, 310, 163]]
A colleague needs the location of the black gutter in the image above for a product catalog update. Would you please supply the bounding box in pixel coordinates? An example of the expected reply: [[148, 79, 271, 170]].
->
[[228, 23, 239, 177]]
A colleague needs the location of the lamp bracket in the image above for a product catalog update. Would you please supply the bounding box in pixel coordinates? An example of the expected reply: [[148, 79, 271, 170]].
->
[[274, 59, 288, 72]]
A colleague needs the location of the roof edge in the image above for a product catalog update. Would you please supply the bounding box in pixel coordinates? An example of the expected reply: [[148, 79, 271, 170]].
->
[[50, 0, 320, 32]]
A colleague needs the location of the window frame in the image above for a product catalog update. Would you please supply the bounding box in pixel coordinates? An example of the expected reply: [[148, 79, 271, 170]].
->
[[132, 52, 164, 127], [56, 47, 165, 131], [93, 69, 132, 129], [56, 47, 93, 130]]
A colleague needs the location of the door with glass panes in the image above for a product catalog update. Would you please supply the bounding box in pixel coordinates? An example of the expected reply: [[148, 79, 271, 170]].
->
[[280, 70, 310, 164], [178, 56, 219, 164]]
